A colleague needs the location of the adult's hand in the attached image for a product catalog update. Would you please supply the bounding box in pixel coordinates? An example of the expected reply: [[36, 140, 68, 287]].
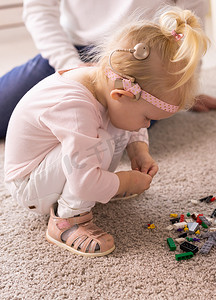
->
[[191, 94, 216, 112]]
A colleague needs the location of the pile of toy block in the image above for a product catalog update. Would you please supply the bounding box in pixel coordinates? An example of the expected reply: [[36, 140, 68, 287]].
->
[[166, 195, 216, 261]]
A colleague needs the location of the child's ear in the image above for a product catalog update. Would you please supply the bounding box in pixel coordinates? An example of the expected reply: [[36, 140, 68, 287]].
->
[[110, 89, 134, 100]]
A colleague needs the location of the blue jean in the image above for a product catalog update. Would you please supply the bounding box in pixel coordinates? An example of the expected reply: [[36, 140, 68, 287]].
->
[[0, 54, 55, 139]]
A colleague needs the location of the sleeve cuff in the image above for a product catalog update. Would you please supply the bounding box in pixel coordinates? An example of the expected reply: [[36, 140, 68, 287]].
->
[[128, 128, 149, 145]]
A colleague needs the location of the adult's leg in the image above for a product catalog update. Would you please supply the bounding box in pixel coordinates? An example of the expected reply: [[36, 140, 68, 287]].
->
[[0, 54, 55, 139]]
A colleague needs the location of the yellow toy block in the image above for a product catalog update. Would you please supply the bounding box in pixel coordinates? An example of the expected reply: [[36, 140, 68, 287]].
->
[[148, 224, 156, 229], [170, 214, 178, 218]]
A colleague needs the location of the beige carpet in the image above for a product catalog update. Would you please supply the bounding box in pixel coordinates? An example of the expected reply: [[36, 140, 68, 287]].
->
[[1, 67, 216, 300]]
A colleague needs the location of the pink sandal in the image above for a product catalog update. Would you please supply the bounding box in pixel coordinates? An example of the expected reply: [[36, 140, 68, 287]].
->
[[111, 193, 138, 201], [46, 205, 115, 257]]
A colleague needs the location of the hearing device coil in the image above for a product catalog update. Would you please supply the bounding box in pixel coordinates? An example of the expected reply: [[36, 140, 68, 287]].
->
[[109, 43, 150, 81]]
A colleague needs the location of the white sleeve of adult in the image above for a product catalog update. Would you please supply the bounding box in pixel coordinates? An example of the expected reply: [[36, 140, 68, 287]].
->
[[23, 0, 82, 70]]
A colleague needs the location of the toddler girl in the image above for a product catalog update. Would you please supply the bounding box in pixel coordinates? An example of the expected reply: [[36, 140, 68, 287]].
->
[[4, 7, 208, 257]]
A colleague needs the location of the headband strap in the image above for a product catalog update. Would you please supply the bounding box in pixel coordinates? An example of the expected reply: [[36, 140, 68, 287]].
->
[[105, 68, 179, 113]]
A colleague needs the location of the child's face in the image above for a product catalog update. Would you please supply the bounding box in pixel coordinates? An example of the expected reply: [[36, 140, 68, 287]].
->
[[107, 93, 176, 131]]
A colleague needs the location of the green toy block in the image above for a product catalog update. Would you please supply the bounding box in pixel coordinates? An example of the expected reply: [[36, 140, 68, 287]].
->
[[186, 212, 191, 217], [167, 237, 176, 251], [201, 222, 208, 228], [175, 252, 194, 261], [186, 237, 193, 242]]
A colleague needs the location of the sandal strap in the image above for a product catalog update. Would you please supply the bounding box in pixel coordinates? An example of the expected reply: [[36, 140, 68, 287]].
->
[[48, 205, 93, 241], [82, 222, 106, 238], [65, 222, 113, 253], [88, 240, 98, 253], [51, 204, 93, 226], [73, 235, 88, 250], [79, 237, 93, 253]]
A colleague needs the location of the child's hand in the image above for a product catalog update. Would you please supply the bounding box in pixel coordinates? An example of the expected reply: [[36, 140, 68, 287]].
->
[[115, 170, 152, 197], [126, 141, 158, 178], [131, 151, 158, 178]]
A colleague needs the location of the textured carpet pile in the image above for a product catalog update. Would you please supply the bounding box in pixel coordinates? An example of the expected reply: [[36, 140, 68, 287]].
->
[[0, 67, 216, 300]]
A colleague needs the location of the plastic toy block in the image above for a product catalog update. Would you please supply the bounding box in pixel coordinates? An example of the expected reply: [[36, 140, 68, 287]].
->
[[170, 214, 178, 218], [186, 212, 191, 217], [206, 196, 214, 203], [199, 196, 208, 202], [187, 222, 199, 234], [177, 228, 183, 232], [184, 227, 189, 232], [175, 252, 194, 261], [148, 224, 155, 229], [180, 214, 185, 222], [191, 213, 197, 220], [195, 230, 200, 235], [201, 222, 208, 229], [196, 214, 204, 225], [199, 232, 212, 239], [210, 208, 216, 218], [180, 241, 199, 254], [200, 238, 214, 255], [173, 222, 187, 230], [199, 216, 211, 226], [167, 238, 176, 251], [178, 232, 187, 238], [185, 219, 191, 223], [186, 237, 194, 242], [166, 225, 174, 231], [199, 195, 213, 202], [200, 232, 216, 241], [210, 197, 216, 203], [175, 238, 185, 244], [193, 238, 200, 242], [170, 217, 180, 224]]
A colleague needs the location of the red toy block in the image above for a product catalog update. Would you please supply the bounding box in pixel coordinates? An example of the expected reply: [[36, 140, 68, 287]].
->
[[180, 214, 185, 222], [210, 197, 216, 203], [196, 214, 203, 225]]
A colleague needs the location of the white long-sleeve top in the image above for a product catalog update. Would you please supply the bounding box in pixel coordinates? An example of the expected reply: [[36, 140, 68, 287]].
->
[[4, 70, 149, 203], [23, 0, 208, 70]]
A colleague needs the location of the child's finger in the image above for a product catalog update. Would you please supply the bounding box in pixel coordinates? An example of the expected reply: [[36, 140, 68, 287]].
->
[[134, 167, 140, 171], [131, 160, 139, 170], [148, 165, 159, 177], [140, 165, 149, 174]]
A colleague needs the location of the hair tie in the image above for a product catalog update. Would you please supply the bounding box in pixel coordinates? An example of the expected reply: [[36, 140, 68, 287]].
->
[[171, 30, 184, 41]]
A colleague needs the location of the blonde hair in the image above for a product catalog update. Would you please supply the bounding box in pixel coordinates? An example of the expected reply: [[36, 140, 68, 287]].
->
[[93, 6, 209, 110]]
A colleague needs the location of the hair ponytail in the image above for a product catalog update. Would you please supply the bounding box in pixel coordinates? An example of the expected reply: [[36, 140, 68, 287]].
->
[[159, 7, 209, 89]]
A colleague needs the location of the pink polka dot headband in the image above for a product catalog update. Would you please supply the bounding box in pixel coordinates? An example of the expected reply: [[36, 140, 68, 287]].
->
[[105, 68, 179, 113]]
